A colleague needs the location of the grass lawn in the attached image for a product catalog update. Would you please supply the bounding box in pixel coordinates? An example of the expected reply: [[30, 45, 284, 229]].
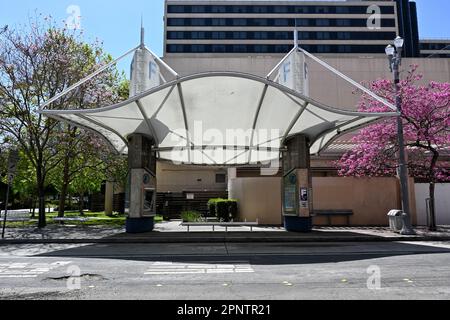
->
[[2, 211, 164, 228]]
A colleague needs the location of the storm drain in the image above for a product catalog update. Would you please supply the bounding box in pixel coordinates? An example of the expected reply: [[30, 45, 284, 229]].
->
[[144, 261, 254, 275]]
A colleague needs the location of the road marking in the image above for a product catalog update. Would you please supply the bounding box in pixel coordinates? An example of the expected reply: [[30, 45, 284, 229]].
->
[[0, 261, 72, 278], [144, 261, 254, 275]]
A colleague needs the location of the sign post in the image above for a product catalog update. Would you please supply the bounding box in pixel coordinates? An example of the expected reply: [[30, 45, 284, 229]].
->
[[2, 150, 20, 239]]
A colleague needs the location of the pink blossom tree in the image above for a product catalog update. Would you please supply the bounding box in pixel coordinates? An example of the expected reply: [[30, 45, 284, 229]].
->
[[336, 66, 450, 231]]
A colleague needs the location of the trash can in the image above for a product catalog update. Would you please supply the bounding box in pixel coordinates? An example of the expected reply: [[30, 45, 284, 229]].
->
[[388, 210, 404, 232]]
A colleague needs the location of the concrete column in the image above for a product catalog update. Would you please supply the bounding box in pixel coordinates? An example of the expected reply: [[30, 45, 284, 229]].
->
[[125, 134, 157, 233], [104, 181, 114, 217], [282, 134, 313, 232]]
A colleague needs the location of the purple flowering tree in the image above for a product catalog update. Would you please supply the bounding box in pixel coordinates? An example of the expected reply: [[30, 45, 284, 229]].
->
[[0, 15, 126, 227], [336, 66, 450, 231]]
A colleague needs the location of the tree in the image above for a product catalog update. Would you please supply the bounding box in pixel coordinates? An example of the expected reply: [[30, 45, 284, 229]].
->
[[0, 15, 124, 228], [336, 66, 450, 231]]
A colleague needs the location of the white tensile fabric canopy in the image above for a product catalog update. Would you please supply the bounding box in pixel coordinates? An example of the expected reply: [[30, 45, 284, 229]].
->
[[40, 72, 396, 166]]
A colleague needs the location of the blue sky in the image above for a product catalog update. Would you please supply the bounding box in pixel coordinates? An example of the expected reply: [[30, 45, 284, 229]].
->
[[0, 0, 449, 75]]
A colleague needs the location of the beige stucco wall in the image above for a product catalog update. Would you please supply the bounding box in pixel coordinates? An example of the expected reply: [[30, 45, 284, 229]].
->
[[229, 176, 417, 226], [229, 177, 283, 225], [157, 162, 227, 192]]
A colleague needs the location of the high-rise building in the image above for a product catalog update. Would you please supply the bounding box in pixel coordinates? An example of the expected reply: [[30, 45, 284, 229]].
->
[[164, 0, 426, 57]]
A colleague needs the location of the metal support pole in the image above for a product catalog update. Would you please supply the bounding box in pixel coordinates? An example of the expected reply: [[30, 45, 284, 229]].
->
[[2, 182, 11, 239], [393, 54, 415, 235]]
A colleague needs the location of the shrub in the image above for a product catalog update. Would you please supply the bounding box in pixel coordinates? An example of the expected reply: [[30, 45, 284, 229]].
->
[[207, 198, 238, 222], [181, 211, 202, 222]]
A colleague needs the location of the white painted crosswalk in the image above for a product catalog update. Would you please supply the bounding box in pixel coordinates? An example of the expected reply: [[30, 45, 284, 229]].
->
[[0, 261, 72, 278], [144, 261, 254, 275]]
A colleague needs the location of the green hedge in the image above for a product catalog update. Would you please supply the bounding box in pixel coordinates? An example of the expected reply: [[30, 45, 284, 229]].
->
[[207, 198, 238, 222], [181, 211, 202, 222]]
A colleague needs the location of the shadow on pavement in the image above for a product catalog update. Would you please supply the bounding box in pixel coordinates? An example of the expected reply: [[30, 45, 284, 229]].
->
[[35, 238, 450, 266]]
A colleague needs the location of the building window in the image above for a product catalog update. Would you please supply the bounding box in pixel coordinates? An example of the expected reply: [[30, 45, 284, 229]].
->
[[254, 31, 268, 40], [212, 45, 226, 53], [192, 19, 206, 26], [211, 6, 226, 13], [233, 19, 247, 26], [316, 19, 330, 27], [233, 31, 246, 39], [296, 19, 309, 26], [336, 19, 351, 27], [274, 19, 289, 26], [212, 18, 226, 26], [191, 6, 205, 13], [212, 31, 226, 39], [216, 174, 226, 184], [317, 32, 330, 40]]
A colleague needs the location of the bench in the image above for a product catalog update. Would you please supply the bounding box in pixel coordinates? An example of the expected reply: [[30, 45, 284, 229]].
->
[[314, 210, 353, 226], [181, 221, 259, 232], [52, 217, 89, 223], [0, 210, 31, 225]]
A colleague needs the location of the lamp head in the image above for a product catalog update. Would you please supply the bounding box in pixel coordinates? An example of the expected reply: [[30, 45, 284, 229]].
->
[[385, 45, 395, 57], [394, 36, 404, 49]]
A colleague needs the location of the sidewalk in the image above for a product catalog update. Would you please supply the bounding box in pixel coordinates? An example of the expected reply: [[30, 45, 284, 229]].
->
[[0, 221, 449, 244]]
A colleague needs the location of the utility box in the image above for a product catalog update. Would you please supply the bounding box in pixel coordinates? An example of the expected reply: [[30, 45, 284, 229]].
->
[[388, 210, 404, 232]]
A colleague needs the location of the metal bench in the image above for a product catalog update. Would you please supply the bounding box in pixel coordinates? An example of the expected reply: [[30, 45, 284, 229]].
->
[[53, 217, 89, 223], [0, 210, 31, 225], [182, 221, 259, 232], [314, 210, 353, 226]]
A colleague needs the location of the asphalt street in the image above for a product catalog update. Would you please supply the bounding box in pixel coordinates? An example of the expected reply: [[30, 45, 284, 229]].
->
[[1, 241, 450, 300]]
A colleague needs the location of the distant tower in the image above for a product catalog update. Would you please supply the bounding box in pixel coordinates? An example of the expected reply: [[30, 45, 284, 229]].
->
[[129, 20, 160, 97]]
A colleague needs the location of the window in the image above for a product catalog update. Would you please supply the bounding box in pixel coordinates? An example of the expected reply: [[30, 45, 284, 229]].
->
[[212, 31, 226, 39], [216, 174, 226, 184], [296, 19, 309, 26], [192, 32, 206, 39], [191, 44, 206, 53], [212, 18, 226, 26], [192, 19, 206, 26], [337, 32, 350, 40], [274, 19, 289, 26], [167, 31, 184, 39], [317, 32, 330, 40], [211, 6, 226, 13], [336, 7, 350, 14], [254, 32, 267, 39], [317, 45, 331, 53], [274, 6, 288, 13], [336, 19, 350, 27], [315, 7, 329, 14], [191, 6, 205, 13], [254, 18, 268, 26], [168, 6, 185, 13], [316, 19, 330, 27], [233, 32, 246, 39], [299, 32, 310, 40], [168, 18, 185, 26], [233, 19, 247, 26], [212, 45, 226, 53], [232, 6, 246, 13], [253, 6, 267, 13]]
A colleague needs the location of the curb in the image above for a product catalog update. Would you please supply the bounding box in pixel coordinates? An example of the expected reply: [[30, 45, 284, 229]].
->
[[1, 235, 450, 245]]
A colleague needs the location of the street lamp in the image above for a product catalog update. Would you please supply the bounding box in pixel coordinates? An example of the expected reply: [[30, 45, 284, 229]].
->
[[385, 37, 415, 235]]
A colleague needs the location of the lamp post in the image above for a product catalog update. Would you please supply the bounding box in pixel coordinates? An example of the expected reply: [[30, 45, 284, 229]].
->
[[385, 37, 415, 235]]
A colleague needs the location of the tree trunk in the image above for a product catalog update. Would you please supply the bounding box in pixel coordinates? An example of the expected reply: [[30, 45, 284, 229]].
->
[[36, 163, 46, 229], [31, 197, 37, 218], [428, 182, 437, 232], [58, 156, 70, 218], [37, 183, 46, 228], [79, 193, 84, 216]]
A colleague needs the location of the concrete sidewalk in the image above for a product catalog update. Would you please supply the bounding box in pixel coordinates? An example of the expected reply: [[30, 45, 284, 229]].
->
[[0, 221, 450, 244]]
